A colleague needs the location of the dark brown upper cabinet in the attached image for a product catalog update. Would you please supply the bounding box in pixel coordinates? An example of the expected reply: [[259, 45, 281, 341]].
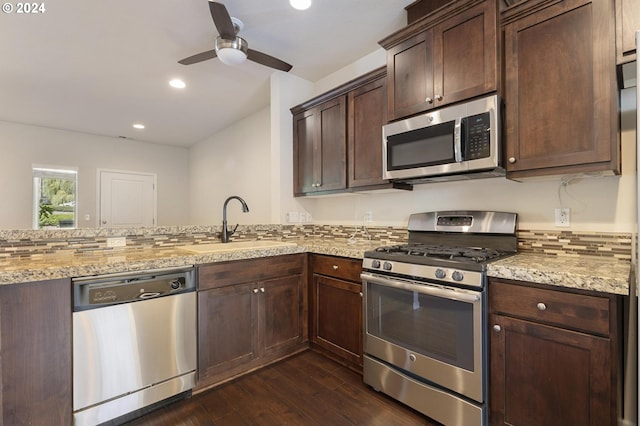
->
[[616, 0, 639, 64], [292, 68, 407, 197], [380, 0, 498, 122], [501, 0, 620, 179]]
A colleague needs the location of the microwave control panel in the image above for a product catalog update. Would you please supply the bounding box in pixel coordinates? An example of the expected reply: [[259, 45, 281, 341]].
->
[[462, 112, 491, 160]]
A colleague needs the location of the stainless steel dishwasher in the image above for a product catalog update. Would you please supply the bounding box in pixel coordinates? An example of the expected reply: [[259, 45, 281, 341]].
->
[[72, 266, 197, 426]]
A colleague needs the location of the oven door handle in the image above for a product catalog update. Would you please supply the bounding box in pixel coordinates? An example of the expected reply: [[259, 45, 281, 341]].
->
[[361, 273, 480, 303]]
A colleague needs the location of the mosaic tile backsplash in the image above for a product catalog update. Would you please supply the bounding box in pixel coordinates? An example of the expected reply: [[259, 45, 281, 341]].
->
[[0, 225, 632, 261]]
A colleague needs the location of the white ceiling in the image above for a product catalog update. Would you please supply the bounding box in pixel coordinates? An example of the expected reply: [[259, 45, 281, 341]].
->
[[0, 0, 413, 147]]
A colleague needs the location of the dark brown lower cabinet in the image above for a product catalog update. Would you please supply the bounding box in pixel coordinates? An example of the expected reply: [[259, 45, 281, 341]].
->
[[489, 279, 619, 426], [196, 254, 307, 389], [0, 279, 72, 426], [310, 254, 363, 372]]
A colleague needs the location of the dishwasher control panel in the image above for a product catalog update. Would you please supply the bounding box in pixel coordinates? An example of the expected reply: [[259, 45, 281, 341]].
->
[[72, 267, 195, 311]]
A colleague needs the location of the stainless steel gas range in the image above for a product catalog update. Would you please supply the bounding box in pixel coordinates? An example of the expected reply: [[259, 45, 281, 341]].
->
[[361, 210, 517, 426]]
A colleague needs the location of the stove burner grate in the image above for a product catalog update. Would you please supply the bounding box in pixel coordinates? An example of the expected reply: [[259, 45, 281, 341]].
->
[[375, 244, 505, 263]]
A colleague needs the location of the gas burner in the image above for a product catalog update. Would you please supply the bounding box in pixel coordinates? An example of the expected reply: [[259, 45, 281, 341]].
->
[[375, 244, 505, 263]]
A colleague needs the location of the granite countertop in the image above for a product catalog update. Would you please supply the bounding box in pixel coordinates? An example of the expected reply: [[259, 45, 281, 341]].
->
[[0, 239, 631, 295], [487, 253, 631, 295], [0, 239, 375, 286]]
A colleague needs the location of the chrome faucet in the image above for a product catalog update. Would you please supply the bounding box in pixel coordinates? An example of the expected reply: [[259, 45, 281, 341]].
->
[[221, 196, 249, 243]]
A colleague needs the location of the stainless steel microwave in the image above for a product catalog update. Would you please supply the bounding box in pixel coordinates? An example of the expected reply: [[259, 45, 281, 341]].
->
[[383, 94, 503, 183]]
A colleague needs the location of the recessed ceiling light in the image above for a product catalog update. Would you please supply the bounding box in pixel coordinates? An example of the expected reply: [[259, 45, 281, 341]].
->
[[290, 0, 311, 10], [132, 123, 145, 129], [169, 78, 186, 89]]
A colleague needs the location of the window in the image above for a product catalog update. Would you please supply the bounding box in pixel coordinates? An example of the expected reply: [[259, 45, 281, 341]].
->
[[32, 166, 78, 229]]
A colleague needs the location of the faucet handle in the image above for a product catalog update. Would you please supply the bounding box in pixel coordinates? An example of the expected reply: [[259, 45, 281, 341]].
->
[[229, 223, 239, 237]]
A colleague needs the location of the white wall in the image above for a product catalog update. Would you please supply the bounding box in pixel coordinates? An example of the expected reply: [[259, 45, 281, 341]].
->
[[269, 49, 637, 232], [1, 50, 634, 234], [188, 108, 272, 226], [0, 121, 189, 229]]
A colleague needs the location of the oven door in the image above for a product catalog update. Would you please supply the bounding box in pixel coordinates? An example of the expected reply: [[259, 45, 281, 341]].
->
[[362, 272, 485, 402]]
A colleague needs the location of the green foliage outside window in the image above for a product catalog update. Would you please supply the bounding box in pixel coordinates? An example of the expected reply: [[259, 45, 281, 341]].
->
[[36, 175, 76, 228]]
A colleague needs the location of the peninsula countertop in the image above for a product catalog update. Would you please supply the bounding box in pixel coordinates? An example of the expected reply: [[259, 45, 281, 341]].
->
[[0, 239, 631, 295]]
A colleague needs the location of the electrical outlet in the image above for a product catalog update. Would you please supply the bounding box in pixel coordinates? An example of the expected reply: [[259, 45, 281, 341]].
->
[[555, 208, 570, 227], [286, 211, 299, 223], [106, 237, 127, 248], [363, 211, 373, 223]]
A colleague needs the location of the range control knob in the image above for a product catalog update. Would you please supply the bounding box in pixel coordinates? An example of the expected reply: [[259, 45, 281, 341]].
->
[[371, 260, 381, 269], [452, 271, 464, 282], [169, 279, 182, 290], [383, 262, 392, 271], [435, 269, 446, 279]]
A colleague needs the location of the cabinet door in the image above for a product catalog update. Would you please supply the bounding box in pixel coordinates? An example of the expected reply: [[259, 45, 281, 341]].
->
[[490, 313, 612, 426], [312, 274, 363, 367], [0, 279, 72, 426], [348, 75, 388, 188], [293, 97, 347, 195], [616, 0, 640, 63], [315, 96, 347, 192], [504, 0, 618, 177], [197, 283, 259, 381], [261, 275, 303, 357], [386, 29, 434, 121], [293, 108, 317, 195], [433, 0, 496, 107]]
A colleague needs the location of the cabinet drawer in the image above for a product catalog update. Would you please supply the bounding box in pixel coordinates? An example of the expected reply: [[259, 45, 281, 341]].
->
[[198, 254, 304, 290], [312, 255, 362, 282], [489, 280, 610, 336]]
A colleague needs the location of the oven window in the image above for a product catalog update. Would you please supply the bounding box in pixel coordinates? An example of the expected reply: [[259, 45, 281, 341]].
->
[[366, 282, 475, 371], [386, 120, 456, 170]]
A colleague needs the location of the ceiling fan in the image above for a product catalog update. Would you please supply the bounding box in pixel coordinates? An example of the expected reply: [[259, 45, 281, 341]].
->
[[178, 1, 293, 72]]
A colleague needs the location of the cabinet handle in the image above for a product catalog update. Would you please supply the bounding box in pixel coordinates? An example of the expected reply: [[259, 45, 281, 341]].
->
[[508, 157, 517, 164], [409, 353, 417, 362], [332, 265, 339, 270], [359, 292, 363, 297], [260, 287, 265, 293], [435, 94, 443, 101], [493, 325, 501, 332], [425, 97, 433, 104], [253, 288, 259, 294], [537, 302, 547, 311]]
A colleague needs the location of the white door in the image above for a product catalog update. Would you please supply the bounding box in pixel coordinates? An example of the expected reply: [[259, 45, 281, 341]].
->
[[99, 170, 156, 227]]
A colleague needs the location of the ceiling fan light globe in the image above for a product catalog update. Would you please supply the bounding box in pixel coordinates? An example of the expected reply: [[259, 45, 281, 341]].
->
[[215, 36, 248, 65], [290, 0, 311, 10], [217, 48, 247, 65]]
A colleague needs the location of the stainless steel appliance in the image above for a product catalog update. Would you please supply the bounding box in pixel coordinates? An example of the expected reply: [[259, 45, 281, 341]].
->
[[362, 211, 517, 426], [383, 94, 503, 183], [72, 266, 197, 426]]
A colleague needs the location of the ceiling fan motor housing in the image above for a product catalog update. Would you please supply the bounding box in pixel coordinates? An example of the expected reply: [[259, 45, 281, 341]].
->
[[215, 36, 248, 65]]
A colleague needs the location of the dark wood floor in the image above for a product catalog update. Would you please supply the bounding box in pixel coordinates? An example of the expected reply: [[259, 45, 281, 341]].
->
[[124, 350, 438, 425]]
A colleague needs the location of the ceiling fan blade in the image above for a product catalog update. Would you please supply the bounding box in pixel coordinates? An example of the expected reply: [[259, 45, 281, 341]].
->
[[178, 49, 218, 65], [247, 49, 292, 72], [209, 1, 236, 40]]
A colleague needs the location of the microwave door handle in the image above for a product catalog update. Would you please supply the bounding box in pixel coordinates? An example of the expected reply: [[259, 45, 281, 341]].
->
[[454, 118, 463, 162]]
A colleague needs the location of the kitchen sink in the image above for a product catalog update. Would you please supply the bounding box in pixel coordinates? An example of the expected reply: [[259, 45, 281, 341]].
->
[[179, 240, 297, 254]]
